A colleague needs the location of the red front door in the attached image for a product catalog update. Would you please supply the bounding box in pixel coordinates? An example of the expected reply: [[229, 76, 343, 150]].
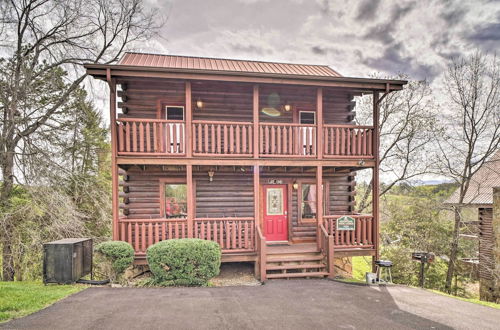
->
[[263, 185, 288, 241]]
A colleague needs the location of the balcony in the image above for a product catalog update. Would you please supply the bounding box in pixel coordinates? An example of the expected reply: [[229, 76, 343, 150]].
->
[[116, 118, 374, 159]]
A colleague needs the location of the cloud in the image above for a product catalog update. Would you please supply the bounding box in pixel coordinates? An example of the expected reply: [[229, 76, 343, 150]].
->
[[466, 22, 500, 51], [356, 0, 381, 21], [311, 46, 327, 55]]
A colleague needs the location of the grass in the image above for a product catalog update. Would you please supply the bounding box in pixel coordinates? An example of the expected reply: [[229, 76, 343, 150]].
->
[[0, 281, 87, 323], [429, 289, 500, 309], [352, 256, 372, 281]]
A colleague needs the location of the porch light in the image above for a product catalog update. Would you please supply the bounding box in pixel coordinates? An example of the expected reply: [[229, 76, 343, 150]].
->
[[196, 98, 204, 109], [208, 169, 215, 182], [292, 182, 299, 190], [283, 103, 291, 112]]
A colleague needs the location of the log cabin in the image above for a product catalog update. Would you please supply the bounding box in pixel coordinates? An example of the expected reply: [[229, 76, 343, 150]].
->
[[445, 150, 500, 302], [85, 53, 407, 281]]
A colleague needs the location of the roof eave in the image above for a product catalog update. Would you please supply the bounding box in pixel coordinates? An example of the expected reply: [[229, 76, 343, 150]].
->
[[84, 63, 407, 90]]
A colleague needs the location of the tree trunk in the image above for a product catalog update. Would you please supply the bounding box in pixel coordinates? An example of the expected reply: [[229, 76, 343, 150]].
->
[[357, 180, 373, 213], [445, 207, 461, 293], [0, 145, 16, 281]]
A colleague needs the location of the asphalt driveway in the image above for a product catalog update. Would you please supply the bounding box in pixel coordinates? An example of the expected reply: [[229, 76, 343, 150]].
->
[[2, 280, 499, 330]]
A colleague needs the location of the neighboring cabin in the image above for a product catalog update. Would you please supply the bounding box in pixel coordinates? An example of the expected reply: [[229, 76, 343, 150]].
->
[[445, 150, 500, 302], [85, 53, 406, 280]]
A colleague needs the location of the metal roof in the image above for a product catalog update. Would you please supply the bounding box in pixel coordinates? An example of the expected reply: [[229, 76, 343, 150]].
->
[[118, 52, 342, 78], [445, 149, 500, 206]]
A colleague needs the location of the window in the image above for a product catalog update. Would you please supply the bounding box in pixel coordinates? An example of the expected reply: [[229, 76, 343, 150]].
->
[[300, 183, 327, 221], [301, 184, 317, 219], [163, 184, 187, 218], [165, 106, 184, 120], [299, 111, 315, 124]]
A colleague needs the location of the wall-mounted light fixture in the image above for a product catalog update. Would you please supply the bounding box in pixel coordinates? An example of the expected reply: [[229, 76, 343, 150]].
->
[[358, 160, 366, 166], [196, 98, 204, 109], [292, 181, 299, 190], [283, 103, 291, 112], [208, 169, 215, 182]]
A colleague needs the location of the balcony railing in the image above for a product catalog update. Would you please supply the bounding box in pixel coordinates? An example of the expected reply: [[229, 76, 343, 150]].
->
[[119, 217, 256, 255], [115, 119, 374, 159], [192, 121, 253, 156], [323, 214, 374, 248]]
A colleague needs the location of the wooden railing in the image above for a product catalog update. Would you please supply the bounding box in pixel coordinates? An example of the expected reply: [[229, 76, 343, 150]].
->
[[117, 119, 185, 155], [319, 223, 334, 279], [115, 119, 374, 160], [259, 123, 316, 157], [194, 217, 255, 253], [192, 121, 253, 156], [323, 125, 374, 158], [324, 215, 374, 248], [256, 224, 266, 281], [118, 218, 187, 254]]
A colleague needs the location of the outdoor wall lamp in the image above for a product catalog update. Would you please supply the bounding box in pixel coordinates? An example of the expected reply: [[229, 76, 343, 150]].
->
[[283, 103, 291, 111], [358, 160, 366, 166], [292, 181, 299, 190], [196, 98, 204, 109], [208, 169, 215, 182]]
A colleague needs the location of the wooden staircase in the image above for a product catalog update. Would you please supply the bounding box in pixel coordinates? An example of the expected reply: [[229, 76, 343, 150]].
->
[[265, 243, 329, 279]]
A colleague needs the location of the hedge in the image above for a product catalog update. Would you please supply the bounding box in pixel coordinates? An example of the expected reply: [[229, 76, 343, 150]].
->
[[147, 239, 221, 286], [95, 241, 135, 277]]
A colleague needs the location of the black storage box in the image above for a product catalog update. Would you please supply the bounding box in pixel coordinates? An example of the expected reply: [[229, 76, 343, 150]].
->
[[43, 238, 92, 284]]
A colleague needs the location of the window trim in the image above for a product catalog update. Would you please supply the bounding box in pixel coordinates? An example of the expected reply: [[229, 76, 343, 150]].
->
[[299, 111, 316, 125], [156, 99, 185, 120], [165, 105, 185, 121], [159, 178, 187, 218], [297, 180, 329, 224]]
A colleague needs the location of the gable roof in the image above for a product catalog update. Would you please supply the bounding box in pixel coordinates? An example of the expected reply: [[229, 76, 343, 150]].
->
[[118, 52, 342, 78], [445, 149, 500, 206]]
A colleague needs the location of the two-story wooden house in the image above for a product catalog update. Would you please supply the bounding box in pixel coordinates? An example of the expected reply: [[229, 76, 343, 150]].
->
[[85, 53, 406, 281]]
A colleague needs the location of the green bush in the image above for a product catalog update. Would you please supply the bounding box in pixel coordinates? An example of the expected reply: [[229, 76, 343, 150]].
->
[[95, 241, 135, 281], [147, 239, 221, 286]]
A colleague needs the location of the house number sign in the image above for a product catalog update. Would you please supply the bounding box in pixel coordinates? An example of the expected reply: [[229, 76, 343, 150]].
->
[[268, 179, 283, 184], [336, 216, 356, 231]]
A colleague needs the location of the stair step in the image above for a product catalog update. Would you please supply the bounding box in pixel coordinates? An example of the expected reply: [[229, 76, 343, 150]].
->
[[267, 263, 326, 271], [292, 226, 316, 231], [267, 255, 324, 262], [291, 232, 316, 237], [267, 271, 328, 279]]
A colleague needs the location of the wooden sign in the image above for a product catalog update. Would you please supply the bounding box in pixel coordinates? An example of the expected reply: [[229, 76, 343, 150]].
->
[[336, 216, 356, 231]]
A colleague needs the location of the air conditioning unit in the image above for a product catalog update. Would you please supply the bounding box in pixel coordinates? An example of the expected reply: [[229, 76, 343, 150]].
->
[[43, 238, 92, 284]]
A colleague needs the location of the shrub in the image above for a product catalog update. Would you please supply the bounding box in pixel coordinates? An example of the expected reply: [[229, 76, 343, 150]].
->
[[95, 241, 135, 281], [147, 239, 221, 286]]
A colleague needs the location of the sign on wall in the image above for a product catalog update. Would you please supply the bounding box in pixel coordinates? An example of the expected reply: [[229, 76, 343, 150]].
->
[[336, 216, 356, 231]]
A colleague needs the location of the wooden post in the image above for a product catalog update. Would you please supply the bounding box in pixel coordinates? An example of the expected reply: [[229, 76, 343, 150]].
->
[[317, 87, 323, 159], [328, 235, 335, 279], [253, 85, 259, 159], [109, 75, 119, 241], [185, 81, 192, 158], [254, 164, 260, 228], [187, 164, 194, 238], [316, 165, 323, 249], [372, 91, 380, 271]]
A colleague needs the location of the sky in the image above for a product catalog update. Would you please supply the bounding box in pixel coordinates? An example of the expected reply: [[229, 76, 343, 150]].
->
[[140, 0, 500, 84]]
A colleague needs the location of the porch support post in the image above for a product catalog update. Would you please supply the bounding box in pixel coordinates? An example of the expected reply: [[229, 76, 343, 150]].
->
[[253, 164, 260, 228], [253, 84, 259, 159], [185, 81, 192, 158], [187, 164, 194, 238], [316, 165, 323, 249], [372, 91, 380, 271], [109, 75, 119, 240], [316, 87, 323, 159]]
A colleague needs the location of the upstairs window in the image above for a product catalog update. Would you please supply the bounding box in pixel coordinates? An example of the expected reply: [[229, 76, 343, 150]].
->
[[165, 106, 184, 121], [299, 111, 315, 124]]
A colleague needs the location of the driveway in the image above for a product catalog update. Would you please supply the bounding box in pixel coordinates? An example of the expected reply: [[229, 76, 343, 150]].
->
[[2, 280, 499, 330]]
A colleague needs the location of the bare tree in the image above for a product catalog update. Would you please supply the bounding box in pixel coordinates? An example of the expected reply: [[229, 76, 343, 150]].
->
[[356, 77, 437, 212], [438, 52, 500, 293], [0, 0, 163, 281]]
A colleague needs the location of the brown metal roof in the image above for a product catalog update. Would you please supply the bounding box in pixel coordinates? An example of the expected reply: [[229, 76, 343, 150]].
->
[[445, 149, 500, 206], [118, 52, 342, 78]]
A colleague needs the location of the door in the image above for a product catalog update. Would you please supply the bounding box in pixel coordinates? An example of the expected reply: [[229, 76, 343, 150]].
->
[[263, 185, 288, 241]]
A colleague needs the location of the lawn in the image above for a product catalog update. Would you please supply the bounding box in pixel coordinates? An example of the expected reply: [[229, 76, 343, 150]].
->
[[0, 281, 87, 322], [429, 289, 500, 310], [352, 256, 372, 281]]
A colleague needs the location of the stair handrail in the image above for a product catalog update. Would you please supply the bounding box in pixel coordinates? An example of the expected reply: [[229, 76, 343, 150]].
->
[[256, 224, 267, 282], [320, 222, 335, 279]]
